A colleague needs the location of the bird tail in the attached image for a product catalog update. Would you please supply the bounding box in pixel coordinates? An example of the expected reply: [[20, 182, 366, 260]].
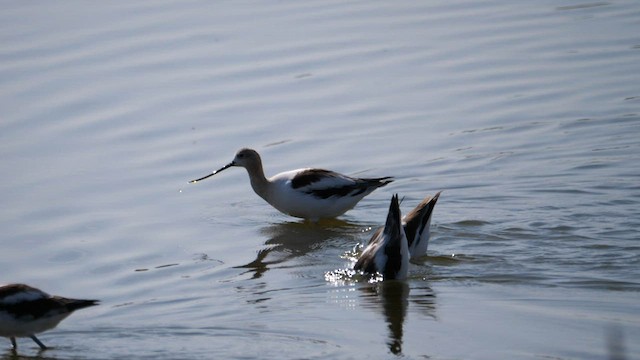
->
[[383, 194, 403, 239], [407, 191, 441, 229], [56, 297, 100, 312], [373, 176, 394, 188], [404, 191, 441, 258]]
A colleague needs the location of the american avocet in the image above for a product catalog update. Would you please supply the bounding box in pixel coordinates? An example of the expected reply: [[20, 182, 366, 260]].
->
[[190, 148, 393, 221], [403, 191, 441, 260], [0, 284, 99, 351], [354, 194, 409, 280]]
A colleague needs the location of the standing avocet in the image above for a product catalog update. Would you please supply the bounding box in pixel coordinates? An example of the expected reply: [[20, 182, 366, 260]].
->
[[0, 284, 99, 351], [354, 194, 409, 280], [403, 191, 441, 260], [190, 148, 393, 221]]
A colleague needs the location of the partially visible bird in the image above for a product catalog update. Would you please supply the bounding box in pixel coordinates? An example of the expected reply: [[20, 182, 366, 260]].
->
[[190, 148, 393, 221], [354, 194, 409, 280], [0, 283, 99, 351], [403, 191, 441, 260]]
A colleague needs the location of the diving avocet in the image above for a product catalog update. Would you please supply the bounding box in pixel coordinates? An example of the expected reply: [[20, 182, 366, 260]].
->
[[403, 191, 441, 260], [190, 148, 393, 221], [354, 194, 409, 280], [353, 192, 442, 280]]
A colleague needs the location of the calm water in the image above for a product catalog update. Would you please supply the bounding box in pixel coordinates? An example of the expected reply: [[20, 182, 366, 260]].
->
[[1, 1, 639, 359]]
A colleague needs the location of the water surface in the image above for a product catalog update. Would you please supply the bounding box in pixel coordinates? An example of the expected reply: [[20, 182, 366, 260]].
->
[[1, 1, 639, 359]]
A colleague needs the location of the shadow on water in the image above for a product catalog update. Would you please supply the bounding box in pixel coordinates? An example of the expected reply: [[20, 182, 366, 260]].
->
[[359, 281, 437, 356], [1, 348, 61, 360], [606, 324, 628, 360], [235, 219, 361, 279]]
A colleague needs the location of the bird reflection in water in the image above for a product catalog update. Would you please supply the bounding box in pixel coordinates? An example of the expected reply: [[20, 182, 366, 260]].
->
[[359, 281, 436, 355], [235, 219, 359, 279]]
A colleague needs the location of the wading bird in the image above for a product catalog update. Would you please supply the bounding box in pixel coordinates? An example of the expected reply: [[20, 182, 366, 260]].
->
[[190, 148, 393, 221]]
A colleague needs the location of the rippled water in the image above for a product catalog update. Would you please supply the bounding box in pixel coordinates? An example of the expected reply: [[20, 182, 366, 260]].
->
[[1, 1, 639, 359]]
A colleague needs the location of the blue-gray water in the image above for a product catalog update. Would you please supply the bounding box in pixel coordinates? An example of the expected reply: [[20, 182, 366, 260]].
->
[[1, 1, 639, 359]]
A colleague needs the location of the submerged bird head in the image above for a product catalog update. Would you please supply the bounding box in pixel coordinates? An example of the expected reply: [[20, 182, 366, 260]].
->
[[189, 148, 262, 183]]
